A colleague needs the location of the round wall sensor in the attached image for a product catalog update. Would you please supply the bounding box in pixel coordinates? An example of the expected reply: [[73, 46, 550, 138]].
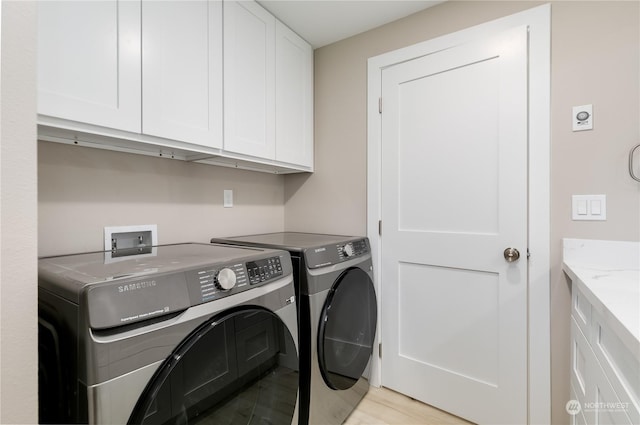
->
[[576, 111, 590, 121]]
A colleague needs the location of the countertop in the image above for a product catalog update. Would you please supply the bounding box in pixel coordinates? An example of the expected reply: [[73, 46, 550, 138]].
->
[[562, 238, 640, 356]]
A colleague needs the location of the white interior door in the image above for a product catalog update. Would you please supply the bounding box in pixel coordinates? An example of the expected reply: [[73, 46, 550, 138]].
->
[[380, 26, 529, 425]]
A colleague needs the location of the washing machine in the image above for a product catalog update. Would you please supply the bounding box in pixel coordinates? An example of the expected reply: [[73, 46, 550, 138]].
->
[[38, 243, 299, 425], [210, 233, 378, 425]]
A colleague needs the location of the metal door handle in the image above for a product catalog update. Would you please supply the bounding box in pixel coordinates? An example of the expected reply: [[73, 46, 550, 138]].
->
[[629, 144, 640, 182], [504, 248, 520, 263]]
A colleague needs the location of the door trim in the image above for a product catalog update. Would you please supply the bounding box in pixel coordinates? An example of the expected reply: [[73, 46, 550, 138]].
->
[[366, 4, 551, 424]]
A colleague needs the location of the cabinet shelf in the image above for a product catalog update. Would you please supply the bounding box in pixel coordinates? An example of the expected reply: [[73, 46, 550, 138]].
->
[[38, 119, 312, 175]]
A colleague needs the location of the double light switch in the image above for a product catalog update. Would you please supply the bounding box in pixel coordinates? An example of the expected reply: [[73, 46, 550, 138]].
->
[[572, 195, 606, 221]]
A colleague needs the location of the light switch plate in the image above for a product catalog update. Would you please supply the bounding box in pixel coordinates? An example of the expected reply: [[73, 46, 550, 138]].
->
[[572, 195, 606, 220], [572, 104, 593, 131]]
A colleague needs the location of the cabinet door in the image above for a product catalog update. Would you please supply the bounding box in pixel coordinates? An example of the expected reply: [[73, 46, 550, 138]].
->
[[142, 0, 222, 148], [38, 0, 141, 132], [275, 21, 313, 168], [590, 360, 635, 425], [571, 318, 589, 407], [572, 316, 636, 425], [223, 1, 275, 159]]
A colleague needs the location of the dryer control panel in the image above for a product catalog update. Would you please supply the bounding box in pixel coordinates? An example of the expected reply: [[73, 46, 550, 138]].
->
[[338, 239, 369, 260], [304, 238, 370, 269]]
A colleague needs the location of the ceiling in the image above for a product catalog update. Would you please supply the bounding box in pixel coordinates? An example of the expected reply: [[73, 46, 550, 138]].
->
[[257, 1, 445, 48]]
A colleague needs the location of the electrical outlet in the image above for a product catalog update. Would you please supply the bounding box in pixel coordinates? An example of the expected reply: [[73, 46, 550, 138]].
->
[[224, 190, 233, 208]]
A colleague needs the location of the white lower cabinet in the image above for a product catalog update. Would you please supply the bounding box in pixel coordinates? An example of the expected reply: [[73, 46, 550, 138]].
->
[[570, 285, 639, 425], [571, 385, 588, 425], [37, 0, 313, 173]]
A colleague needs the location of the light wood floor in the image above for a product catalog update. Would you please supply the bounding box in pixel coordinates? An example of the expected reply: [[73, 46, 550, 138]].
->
[[345, 386, 474, 425]]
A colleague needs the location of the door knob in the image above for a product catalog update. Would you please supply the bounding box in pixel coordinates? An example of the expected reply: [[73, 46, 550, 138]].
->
[[503, 248, 520, 263]]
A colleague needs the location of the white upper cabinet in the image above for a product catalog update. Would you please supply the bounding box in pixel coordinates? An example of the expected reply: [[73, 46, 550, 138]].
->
[[37, 0, 313, 173], [142, 0, 223, 149], [38, 0, 141, 133], [275, 21, 313, 168], [223, 1, 276, 159]]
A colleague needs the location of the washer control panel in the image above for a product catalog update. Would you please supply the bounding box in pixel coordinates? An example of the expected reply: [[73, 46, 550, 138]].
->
[[186, 255, 286, 304], [190, 262, 247, 303], [71, 245, 292, 330], [246, 256, 283, 285]]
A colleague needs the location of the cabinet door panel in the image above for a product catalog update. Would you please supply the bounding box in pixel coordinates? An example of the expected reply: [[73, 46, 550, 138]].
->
[[591, 311, 640, 424], [571, 318, 589, 402], [275, 21, 313, 168], [142, 0, 222, 148], [38, 0, 141, 132], [590, 361, 635, 425], [224, 1, 275, 159]]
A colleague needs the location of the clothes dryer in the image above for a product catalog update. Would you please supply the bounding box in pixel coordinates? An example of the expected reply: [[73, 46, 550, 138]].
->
[[38, 243, 299, 425], [210, 233, 378, 425]]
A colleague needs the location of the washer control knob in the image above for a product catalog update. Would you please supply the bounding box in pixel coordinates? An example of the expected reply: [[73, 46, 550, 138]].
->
[[215, 268, 237, 291], [343, 243, 354, 257]]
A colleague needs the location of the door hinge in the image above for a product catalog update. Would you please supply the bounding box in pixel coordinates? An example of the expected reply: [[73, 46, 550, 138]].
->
[[378, 342, 382, 358], [378, 220, 382, 236], [527, 248, 531, 259], [379, 97, 382, 114]]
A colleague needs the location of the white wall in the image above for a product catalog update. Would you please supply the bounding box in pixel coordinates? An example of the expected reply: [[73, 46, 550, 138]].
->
[[0, 1, 38, 423]]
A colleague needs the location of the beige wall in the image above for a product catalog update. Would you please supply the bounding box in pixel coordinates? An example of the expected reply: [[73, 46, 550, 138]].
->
[[550, 3, 639, 424], [285, 1, 639, 424], [39, 142, 286, 256], [0, 1, 38, 423]]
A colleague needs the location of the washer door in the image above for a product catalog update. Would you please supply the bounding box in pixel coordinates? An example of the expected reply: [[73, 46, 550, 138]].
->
[[318, 267, 377, 390], [128, 307, 298, 425]]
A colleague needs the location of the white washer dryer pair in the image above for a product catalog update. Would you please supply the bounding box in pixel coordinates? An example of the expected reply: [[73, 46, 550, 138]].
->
[[210, 232, 378, 425]]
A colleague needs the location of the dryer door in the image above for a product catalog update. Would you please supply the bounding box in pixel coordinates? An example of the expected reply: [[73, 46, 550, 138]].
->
[[318, 267, 378, 390], [128, 307, 298, 425]]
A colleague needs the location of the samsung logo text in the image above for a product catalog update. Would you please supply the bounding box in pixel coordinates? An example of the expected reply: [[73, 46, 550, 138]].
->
[[119, 280, 157, 293]]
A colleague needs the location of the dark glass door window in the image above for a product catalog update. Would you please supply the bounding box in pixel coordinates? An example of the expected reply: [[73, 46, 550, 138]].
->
[[318, 267, 377, 390], [129, 307, 298, 425]]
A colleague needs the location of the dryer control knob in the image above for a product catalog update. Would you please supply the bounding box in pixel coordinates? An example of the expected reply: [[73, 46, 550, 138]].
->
[[343, 243, 354, 257], [215, 268, 237, 291]]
